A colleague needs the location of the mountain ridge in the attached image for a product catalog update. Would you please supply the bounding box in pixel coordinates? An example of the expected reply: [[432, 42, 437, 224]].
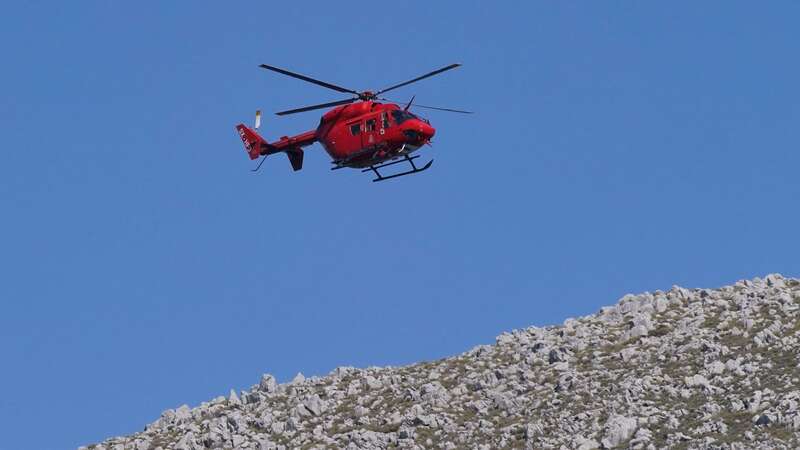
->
[[85, 274, 800, 449]]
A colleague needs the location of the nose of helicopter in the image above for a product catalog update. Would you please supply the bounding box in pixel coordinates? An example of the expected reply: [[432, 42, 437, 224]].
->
[[419, 122, 435, 141], [401, 119, 436, 144]]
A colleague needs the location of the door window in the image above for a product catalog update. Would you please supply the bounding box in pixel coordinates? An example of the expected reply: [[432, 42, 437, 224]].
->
[[365, 118, 376, 132], [350, 123, 361, 135]]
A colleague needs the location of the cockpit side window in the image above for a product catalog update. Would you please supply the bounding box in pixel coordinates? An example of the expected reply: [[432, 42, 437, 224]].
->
[[365, 118, 376, 132]]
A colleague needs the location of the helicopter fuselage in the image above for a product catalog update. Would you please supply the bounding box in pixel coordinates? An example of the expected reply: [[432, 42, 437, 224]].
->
[[236, 62, 467, 181], [316, 101, 434, 167]]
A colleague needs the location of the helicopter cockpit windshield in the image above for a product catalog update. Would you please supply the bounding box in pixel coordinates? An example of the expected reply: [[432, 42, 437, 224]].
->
[[391, 110, 429, 125]]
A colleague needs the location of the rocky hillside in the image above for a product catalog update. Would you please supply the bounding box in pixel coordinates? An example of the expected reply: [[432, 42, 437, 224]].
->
[[86, 274, 800, 449]]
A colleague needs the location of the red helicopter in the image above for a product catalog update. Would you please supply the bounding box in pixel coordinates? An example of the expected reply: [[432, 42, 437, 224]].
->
[[235, 63, 471, 182]]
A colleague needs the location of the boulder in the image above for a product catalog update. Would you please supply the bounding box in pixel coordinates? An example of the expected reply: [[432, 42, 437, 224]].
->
[[601, 415, 637, 448]]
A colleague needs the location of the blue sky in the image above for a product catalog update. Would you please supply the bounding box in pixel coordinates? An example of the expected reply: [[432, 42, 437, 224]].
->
[[2, 2, 799, 449]]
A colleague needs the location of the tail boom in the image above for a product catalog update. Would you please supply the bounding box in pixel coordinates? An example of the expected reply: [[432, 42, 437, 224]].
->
[[235, 125, 317, 171]]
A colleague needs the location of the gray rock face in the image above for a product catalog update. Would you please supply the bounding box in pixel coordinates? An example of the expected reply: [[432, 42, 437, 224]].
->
[[87, 274, 800, 449]]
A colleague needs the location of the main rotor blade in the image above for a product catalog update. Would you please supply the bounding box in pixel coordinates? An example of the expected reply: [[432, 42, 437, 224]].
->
[[275, 98, 356, 116], [411, 104, 473, 114], [376, 63, 462, 96], [381, 98, 473, 114], [404, 95, 415, 112], [259, 64, 359, 95]]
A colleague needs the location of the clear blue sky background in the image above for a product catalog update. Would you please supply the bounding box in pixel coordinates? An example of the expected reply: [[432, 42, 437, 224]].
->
[[2, 2, 799, 449]]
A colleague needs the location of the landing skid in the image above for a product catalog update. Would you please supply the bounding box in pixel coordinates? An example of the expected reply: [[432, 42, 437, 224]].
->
[[362, 155, 433, 182]]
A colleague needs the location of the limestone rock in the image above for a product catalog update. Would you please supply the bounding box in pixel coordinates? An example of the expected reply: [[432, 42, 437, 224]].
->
[[259, 374, 277, 393], [601, 415, 637, 448], [291, 372, 306, 384]]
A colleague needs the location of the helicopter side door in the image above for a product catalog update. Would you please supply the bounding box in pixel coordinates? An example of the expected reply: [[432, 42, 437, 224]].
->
[[361, 114, 381, 149]]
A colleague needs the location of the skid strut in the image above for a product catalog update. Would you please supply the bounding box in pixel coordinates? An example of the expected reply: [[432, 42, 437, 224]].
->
[[362, 155, 433, 182]]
